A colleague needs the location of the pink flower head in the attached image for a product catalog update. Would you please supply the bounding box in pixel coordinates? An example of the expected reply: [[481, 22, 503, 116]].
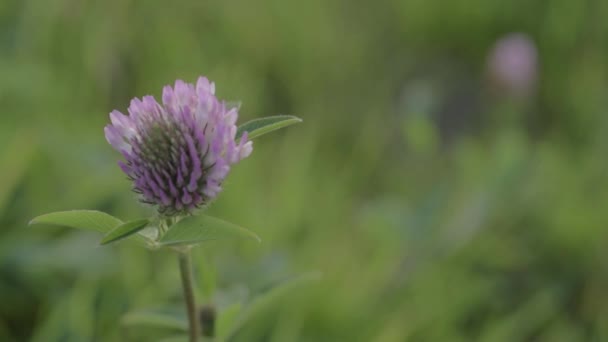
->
[[105, 77, 253, 215], [487, 33, 538, 98]]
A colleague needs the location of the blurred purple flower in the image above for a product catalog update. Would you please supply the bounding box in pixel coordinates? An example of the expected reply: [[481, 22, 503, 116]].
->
[[105, 77, 253, 215], [487, 33, 538, 98]]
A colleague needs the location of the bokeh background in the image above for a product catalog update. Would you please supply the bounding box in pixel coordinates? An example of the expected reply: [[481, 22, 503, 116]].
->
[[1, 0, 608, 341]]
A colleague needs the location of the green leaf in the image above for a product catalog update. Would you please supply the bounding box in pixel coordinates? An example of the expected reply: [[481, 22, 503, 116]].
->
[[216, 302, 242, 340], [227, 272, 321, 339], [100, 218, 150, 245], [160, 215, 261, 247], [29, 210, 122, 233], [121, 309, 187, 332], [236, 115, 302, 140]]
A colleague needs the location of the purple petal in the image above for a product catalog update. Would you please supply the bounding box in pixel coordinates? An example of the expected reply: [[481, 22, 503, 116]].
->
[[104, 125, 131, 153]]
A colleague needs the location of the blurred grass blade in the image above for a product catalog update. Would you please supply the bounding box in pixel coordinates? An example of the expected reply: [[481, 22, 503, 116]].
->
[[121, 310, 187, 332], [0, 129, 36, 217], [29, 210, 122, 233], [197, 251, 217, 300], [227, 272, 322, 339], [100, 218, 150, 245], [236, 115, 302, 140], [216, 302, 242, 340], [160, 215, 261, 247], [158, 336, 189, 342]]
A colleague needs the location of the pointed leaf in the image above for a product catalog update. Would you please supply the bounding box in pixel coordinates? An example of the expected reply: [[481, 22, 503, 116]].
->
[[29, 210, 122, 233], [121, 309, 187, 332], [228, 272, 322, 339], [236, 115, 302, 140], [100, 218, 150, 245], [216, 302, 242, 340], [160, 215, 261, 247]]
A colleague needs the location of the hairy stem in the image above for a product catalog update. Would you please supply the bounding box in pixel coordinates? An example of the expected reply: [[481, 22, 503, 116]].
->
[[178, 249, 200, 342]]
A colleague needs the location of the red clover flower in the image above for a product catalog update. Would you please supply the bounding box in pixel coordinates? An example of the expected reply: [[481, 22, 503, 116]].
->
[[105, 77, 253, 215]]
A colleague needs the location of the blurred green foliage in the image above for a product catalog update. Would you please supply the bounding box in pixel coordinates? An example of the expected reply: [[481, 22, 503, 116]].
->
[[1, 0, 608, 341]]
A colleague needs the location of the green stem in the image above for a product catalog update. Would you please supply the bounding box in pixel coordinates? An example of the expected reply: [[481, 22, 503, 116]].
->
[[178, 249, 200, 342]]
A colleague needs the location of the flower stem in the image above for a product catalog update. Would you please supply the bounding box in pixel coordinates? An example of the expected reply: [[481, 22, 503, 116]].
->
[[178, 249, 200, 342]]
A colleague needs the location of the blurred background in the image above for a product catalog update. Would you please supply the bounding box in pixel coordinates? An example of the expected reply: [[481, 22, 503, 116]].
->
[[1, 0, 608, 341]]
